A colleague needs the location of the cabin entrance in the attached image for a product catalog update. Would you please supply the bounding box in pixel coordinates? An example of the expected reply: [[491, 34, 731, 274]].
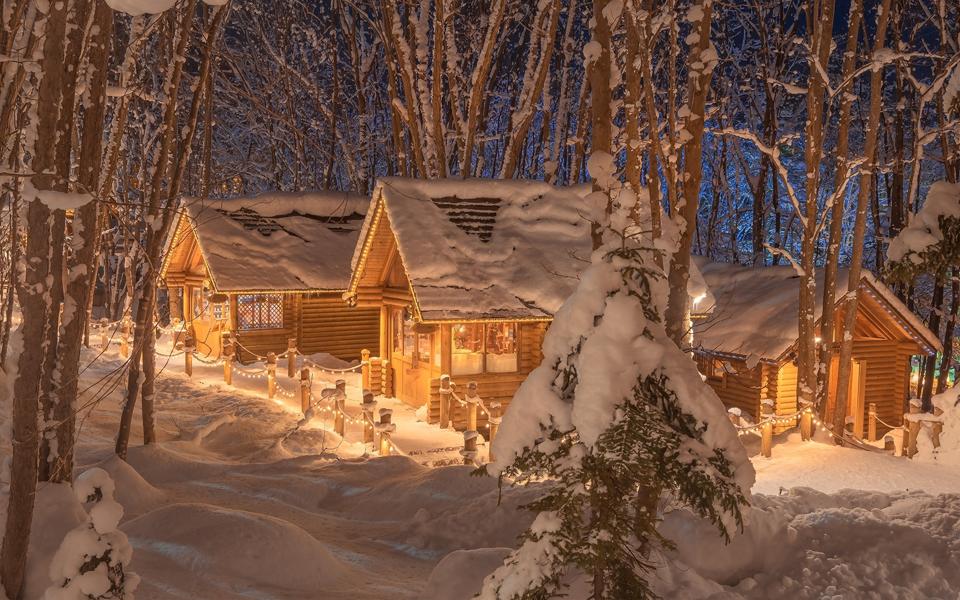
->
[[827, 356, 867, 438], [187, 284, 228, 357], [389, 307, 435, 407]]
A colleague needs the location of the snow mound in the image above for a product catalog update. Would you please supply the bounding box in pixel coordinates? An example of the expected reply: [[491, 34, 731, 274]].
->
[[915, 384, 960, 465], [123, 503, 352, 591], [887, 181, 960, 263], [24, 483, 87, 600], [423, 548, 512, 600], [93, 455, 165, 516], [654, 488, 960, 599]]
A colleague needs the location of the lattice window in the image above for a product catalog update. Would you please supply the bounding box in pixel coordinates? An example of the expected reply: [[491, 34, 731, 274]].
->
[[236, 294, 284, 330]]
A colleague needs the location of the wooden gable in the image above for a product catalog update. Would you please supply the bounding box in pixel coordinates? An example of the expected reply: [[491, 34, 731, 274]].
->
[[351, 197, 417, 309], [162, 216, 210, 287]]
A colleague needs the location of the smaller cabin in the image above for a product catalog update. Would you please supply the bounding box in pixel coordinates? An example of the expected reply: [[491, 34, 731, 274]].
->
[[691, 260, 941, 438], [160, 192, 380, 361], [346, 178, 592, 428]]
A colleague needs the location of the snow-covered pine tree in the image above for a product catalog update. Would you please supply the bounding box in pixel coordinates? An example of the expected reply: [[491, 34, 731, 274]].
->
[[477, 191, 754, 599], [44, 468, 139, 600]]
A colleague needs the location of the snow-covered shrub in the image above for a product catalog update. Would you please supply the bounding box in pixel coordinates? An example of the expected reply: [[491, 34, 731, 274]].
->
[[478, 198, 753, 598], [44, 468, 139, 600], [886, 181, 960, 282]]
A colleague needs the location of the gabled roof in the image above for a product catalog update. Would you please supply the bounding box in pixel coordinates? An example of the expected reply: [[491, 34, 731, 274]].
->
[[349, 178, 593, 322], [164, 191, 369, 293], [692, 258, 941, 361]]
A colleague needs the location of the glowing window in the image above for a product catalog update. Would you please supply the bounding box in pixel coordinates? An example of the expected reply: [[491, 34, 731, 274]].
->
[[236, 294, 283, 330]]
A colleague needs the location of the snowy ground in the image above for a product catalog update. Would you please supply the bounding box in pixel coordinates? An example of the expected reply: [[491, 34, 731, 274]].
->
[[23, 335, 960, 599]]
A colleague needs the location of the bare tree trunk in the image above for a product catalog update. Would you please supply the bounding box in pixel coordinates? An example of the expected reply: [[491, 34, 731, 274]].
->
[[117, 0, 200, 459], [460, 0, 506, 176], [1, 0, 67, 593], [937, 275, 958, 394], [818, 0, 863, 424], [50, 0, 112, 483], [832, 0, 892, 436], [665, 1, 714, 345], [118, 0, 227, 457], [796, 0, 837, 417], [499, 0, 560, 178]]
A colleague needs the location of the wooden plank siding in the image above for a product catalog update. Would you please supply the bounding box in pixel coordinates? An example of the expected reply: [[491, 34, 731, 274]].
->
[[233, 292, 380, 363], [298, 294, 379, 359]]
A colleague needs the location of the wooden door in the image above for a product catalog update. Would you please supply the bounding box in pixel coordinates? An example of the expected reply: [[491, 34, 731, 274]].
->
[[848, 360, 866, 438]]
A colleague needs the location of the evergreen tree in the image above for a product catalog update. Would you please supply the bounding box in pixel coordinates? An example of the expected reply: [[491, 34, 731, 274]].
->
[[478, 195, 754, 599]]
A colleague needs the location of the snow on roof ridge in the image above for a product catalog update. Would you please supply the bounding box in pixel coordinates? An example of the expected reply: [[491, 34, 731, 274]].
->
[[355, 177, 594, 321], [692, 257, 941, 360], [181, 190, 371, 292]]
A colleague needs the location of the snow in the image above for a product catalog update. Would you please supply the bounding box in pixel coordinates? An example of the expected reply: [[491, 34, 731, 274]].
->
[[692, 257, 940, 360], [356, 178, 593, 321], [11, 331, 960, 599], [179, 191, 369, 292], [887, 180, 960, 264]]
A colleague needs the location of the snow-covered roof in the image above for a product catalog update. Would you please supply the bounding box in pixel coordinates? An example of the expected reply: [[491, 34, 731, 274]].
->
[[351, 178, 593, 321], [692, 258, 941, 361], [179, 191, 369, 292]]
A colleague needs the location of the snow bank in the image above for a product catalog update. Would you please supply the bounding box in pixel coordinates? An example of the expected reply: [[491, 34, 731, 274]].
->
[[93, 455, 166, 516], [24, 484, 88, 599], [423, 549, 512, 600], [123, 503, 352, 591], [915, 385, 960, 465]]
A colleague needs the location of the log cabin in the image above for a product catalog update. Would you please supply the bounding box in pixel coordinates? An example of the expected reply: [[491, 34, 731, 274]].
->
[[160, 192, 380, 361], [690, 259, 941, 438], [346, 178, 592, 428]]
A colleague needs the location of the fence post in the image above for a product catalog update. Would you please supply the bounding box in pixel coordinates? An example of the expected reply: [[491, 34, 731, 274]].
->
[[487, 401, 502, 463], [361, 349, 371, 390], [378, 408, 395, 456], [120, 317, 131, 359], [287, 338, 297, 378], [439, 375, 451, 429], [267, 352, 277, 400], [931, 405, 944, 450], [184, 336, 194, 377], [727, 407, 742, 427], [362, 390, 376, 446], [300, 367, 311, 414], [334, 393, 346, 437], [466, 381, 479, 432], [867, 402, 877, 442], [883, 435, 896, 454], [799, 401, 812, 441], [906, 399, 921, 458], [761, 399, 774, 458], [222, 332, 234, 386], [461, 430, 478, 466]]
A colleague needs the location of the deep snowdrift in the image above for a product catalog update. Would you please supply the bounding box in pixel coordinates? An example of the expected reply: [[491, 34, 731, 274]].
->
[[20, 342, 960, 599]]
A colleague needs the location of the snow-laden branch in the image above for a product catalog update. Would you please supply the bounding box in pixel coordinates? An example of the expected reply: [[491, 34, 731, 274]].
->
[[717, 127, 806, 227]]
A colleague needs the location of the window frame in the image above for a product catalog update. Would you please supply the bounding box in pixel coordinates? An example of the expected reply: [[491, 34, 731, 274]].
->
[[449, 322, 520, 376], [236, 293, 285, 331]]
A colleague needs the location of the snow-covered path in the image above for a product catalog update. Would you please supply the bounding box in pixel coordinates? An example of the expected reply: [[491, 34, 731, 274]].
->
[[26, 339, 960, 600]]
